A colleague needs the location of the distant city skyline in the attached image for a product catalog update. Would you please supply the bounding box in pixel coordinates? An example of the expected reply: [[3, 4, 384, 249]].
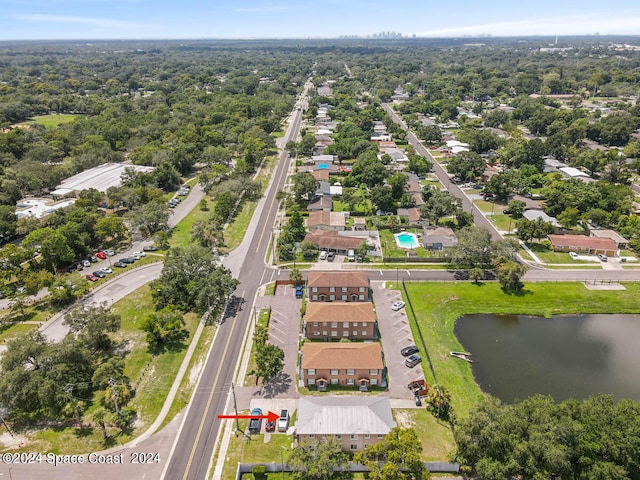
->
[[1, 0, 640, 41]]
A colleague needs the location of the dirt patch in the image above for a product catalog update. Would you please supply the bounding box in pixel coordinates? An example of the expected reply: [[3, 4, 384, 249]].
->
[[394, 410, 415, 429], [0, 431, 30, 451], [189, 359, 204, 385]]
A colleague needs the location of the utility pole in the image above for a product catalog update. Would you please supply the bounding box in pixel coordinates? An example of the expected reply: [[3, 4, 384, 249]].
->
[[231, 382, 240, 432]]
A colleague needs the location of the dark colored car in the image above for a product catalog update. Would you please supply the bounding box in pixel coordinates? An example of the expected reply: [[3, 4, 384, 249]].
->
[[93, 270, 106, 278], [143, 245, 158, 251], [327, 252, 335, 262], [85, 274, 99, 282], [401, 345, 419, 357], [295, 285, 303, 298], [248, 408, 263, 434], [121, 257, 135, 264], [89, 255, 98, 263], [113, 261, 126, 268], [265, 420, 276, 432]]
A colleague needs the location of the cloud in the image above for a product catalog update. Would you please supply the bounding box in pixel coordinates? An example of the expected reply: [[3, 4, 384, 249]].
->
[[415, 11, 640, 37], [12, 13, 147, 29]]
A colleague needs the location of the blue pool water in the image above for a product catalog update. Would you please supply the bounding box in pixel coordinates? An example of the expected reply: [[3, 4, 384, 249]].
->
[[395, 232, 420, 249]]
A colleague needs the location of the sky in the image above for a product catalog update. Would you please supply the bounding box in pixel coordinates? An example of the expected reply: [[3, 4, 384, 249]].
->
[[1, 0, 640, 41]]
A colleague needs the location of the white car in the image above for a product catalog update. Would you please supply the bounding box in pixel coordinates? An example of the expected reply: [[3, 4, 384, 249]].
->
[[132, 251, 146, 258], [569, 252, 579, 260], [319, 251, 327, 260], [100, 267, 113, 274], [391, 301, 405, 311]]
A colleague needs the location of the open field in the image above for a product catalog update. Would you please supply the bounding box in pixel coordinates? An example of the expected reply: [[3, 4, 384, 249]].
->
[[25, 114, 78, 127], [402, 281, 640, 420]]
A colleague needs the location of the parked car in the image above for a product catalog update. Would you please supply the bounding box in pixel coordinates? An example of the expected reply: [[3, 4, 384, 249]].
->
[[327, 252, 335, 262], [356, 254, 364, 263], [85, 274, 99, 282], [121, 257, 135, 264], [265, 419, 276, 432], [414, 394, 422, 407], [391, 301, 405, 311], [142, 245, 158, 251], [104, 249, 115, 256], [319, 250, 327, 260], [132, 251, 146, 258], [113, 261, 126, 268], [248, 408, 263, 434], [405, 354, 422, 368], [89, 255, 98, 263], [93, 271, 106, 278], [82, 259, 91, 267], [401, 345, 419, 357], [278, 410, 290, 432], [598, 254, 608, 262], [76, 263, 84, 271], [569, 252, 579, 259], [100, 267, 113, 274], [96, 251, 107, 260], [295, 285, 303, 299]]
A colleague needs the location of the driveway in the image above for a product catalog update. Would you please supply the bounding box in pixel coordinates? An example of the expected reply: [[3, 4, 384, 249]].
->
[[372, 281, 423, 399]]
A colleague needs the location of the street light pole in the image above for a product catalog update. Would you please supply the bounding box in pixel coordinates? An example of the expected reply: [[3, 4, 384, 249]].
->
[[279, 446, 288, 480]]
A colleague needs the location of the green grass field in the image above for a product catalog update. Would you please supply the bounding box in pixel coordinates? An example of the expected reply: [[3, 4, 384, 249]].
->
[[29, 114, 78, 127], [402, 282, 640, 419]]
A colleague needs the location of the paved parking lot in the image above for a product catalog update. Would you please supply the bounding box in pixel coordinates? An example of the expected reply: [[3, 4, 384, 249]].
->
[[372, 281, 424, 399]]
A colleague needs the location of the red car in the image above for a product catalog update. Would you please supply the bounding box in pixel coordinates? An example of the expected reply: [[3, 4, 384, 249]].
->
[[86, 274, 99, 282], [265, 420, 276, 432], [96, 251, 107, 260]]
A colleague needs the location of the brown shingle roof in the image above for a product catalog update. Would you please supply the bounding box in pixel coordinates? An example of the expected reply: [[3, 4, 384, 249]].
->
[[548, 234, 617, 250], [302, 343, 383, 370], [312, 170, 330, 181], [308, 211, 345, 228], [307, 271, 370, 289], [305, 302, 376, 324], [304, 230, 363, 250]]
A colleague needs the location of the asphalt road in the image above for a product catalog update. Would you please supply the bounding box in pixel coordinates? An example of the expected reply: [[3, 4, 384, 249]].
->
[[161, 87, 308, 480], [382, 103, 502, 241]]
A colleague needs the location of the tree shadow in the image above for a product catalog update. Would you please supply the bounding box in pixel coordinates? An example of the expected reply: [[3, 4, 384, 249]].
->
[[502, 287, 533, 297], [259, 372, 292, 399], [73, 426, 93, 438]]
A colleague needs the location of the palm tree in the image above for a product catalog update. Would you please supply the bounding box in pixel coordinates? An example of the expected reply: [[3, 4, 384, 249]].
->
[[90, 407, 109, 440]]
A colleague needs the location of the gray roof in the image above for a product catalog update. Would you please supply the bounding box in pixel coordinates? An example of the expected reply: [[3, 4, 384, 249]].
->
[[523, 209, 560, 227], [296, 396, 395, 436]]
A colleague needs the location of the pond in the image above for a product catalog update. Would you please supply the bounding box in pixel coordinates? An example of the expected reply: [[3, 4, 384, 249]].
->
[[454, 314, 640, 403]]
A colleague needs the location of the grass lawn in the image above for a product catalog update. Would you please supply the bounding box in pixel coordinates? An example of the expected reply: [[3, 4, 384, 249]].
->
[[169, 203, 211, 249], [224, 200, 257, 252], [27, 114, 78, 127], [243, 309, 271, 386], [0, 321, 38, 344], [393, 409, 455, 461], [488, 213, 513, 232], [524, 242, 595, 264], [473, 198, 507, 213], [401, 282, 640, 419]]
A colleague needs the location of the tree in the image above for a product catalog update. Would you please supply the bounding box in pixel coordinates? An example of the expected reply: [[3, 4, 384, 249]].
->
[[0, 205, 17, 240], [494, 257, 528, 292], [141, 307, 187, 352], [125, 199, 171, 237], [388, 173, 409, 200], [446, 151, 486, 182], [94, 216, 127, 245], [505, 200, 526, 218], [64, 304, 121, 355], [289, 266, 303, 286], [419, 189, 460, 225], [300, 239, 319, 259], [288, 436, 349, 480], [370, 185, 395, 212], [355, 427, 430, 480], [251, 343, 284, 385], [90, 406, 110, 440], [292, 172, 318, 204], [152, 245, 238, 315]]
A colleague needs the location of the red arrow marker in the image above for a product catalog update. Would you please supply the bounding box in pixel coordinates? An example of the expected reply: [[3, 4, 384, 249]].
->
[[218, 410, 279, 423]]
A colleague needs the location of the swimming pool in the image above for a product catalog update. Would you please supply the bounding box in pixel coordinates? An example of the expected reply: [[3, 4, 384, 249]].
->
[[394, 232, 420, 249]]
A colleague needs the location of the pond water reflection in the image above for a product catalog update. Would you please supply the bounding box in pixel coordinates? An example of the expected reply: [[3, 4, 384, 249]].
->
[[454, 314, 640, 403]]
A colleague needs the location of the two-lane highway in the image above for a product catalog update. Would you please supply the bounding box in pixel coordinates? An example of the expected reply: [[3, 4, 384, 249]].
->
[[162, 90, 308, 480]]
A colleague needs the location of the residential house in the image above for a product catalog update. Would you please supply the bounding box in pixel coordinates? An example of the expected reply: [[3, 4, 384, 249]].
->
[[311, 170, 330, 182], [522, 209, 561, 229], [304, 302, 377, 340], [559, 166, 595, 183], [548, 234, 618, 256], [397, 207, 424, 226], [307, 271, 370, 302], [422, 226, 458, 250], [295, 396, 396, 452], [307, 196, 333, 212], [353, 217, 367, 231], [590, 229, 630, 249], [300, 342, 384, 389], [304, 230, 363, 254], [308, 211, 346, 231], [314, 181, 332, 198]]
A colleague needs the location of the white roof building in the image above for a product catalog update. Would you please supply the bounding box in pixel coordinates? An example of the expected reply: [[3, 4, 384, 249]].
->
[[295, 396, 395, 437], [52, 163, 155, 196]]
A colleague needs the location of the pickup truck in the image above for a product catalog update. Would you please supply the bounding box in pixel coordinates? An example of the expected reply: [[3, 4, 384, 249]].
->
[[248, 408, 262, 434]]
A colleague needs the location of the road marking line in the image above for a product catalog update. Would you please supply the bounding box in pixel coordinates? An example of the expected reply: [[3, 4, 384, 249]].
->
[[406, 270, 410, 276], [380, 270, 383, 275], [182, 290, 245, 480]]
